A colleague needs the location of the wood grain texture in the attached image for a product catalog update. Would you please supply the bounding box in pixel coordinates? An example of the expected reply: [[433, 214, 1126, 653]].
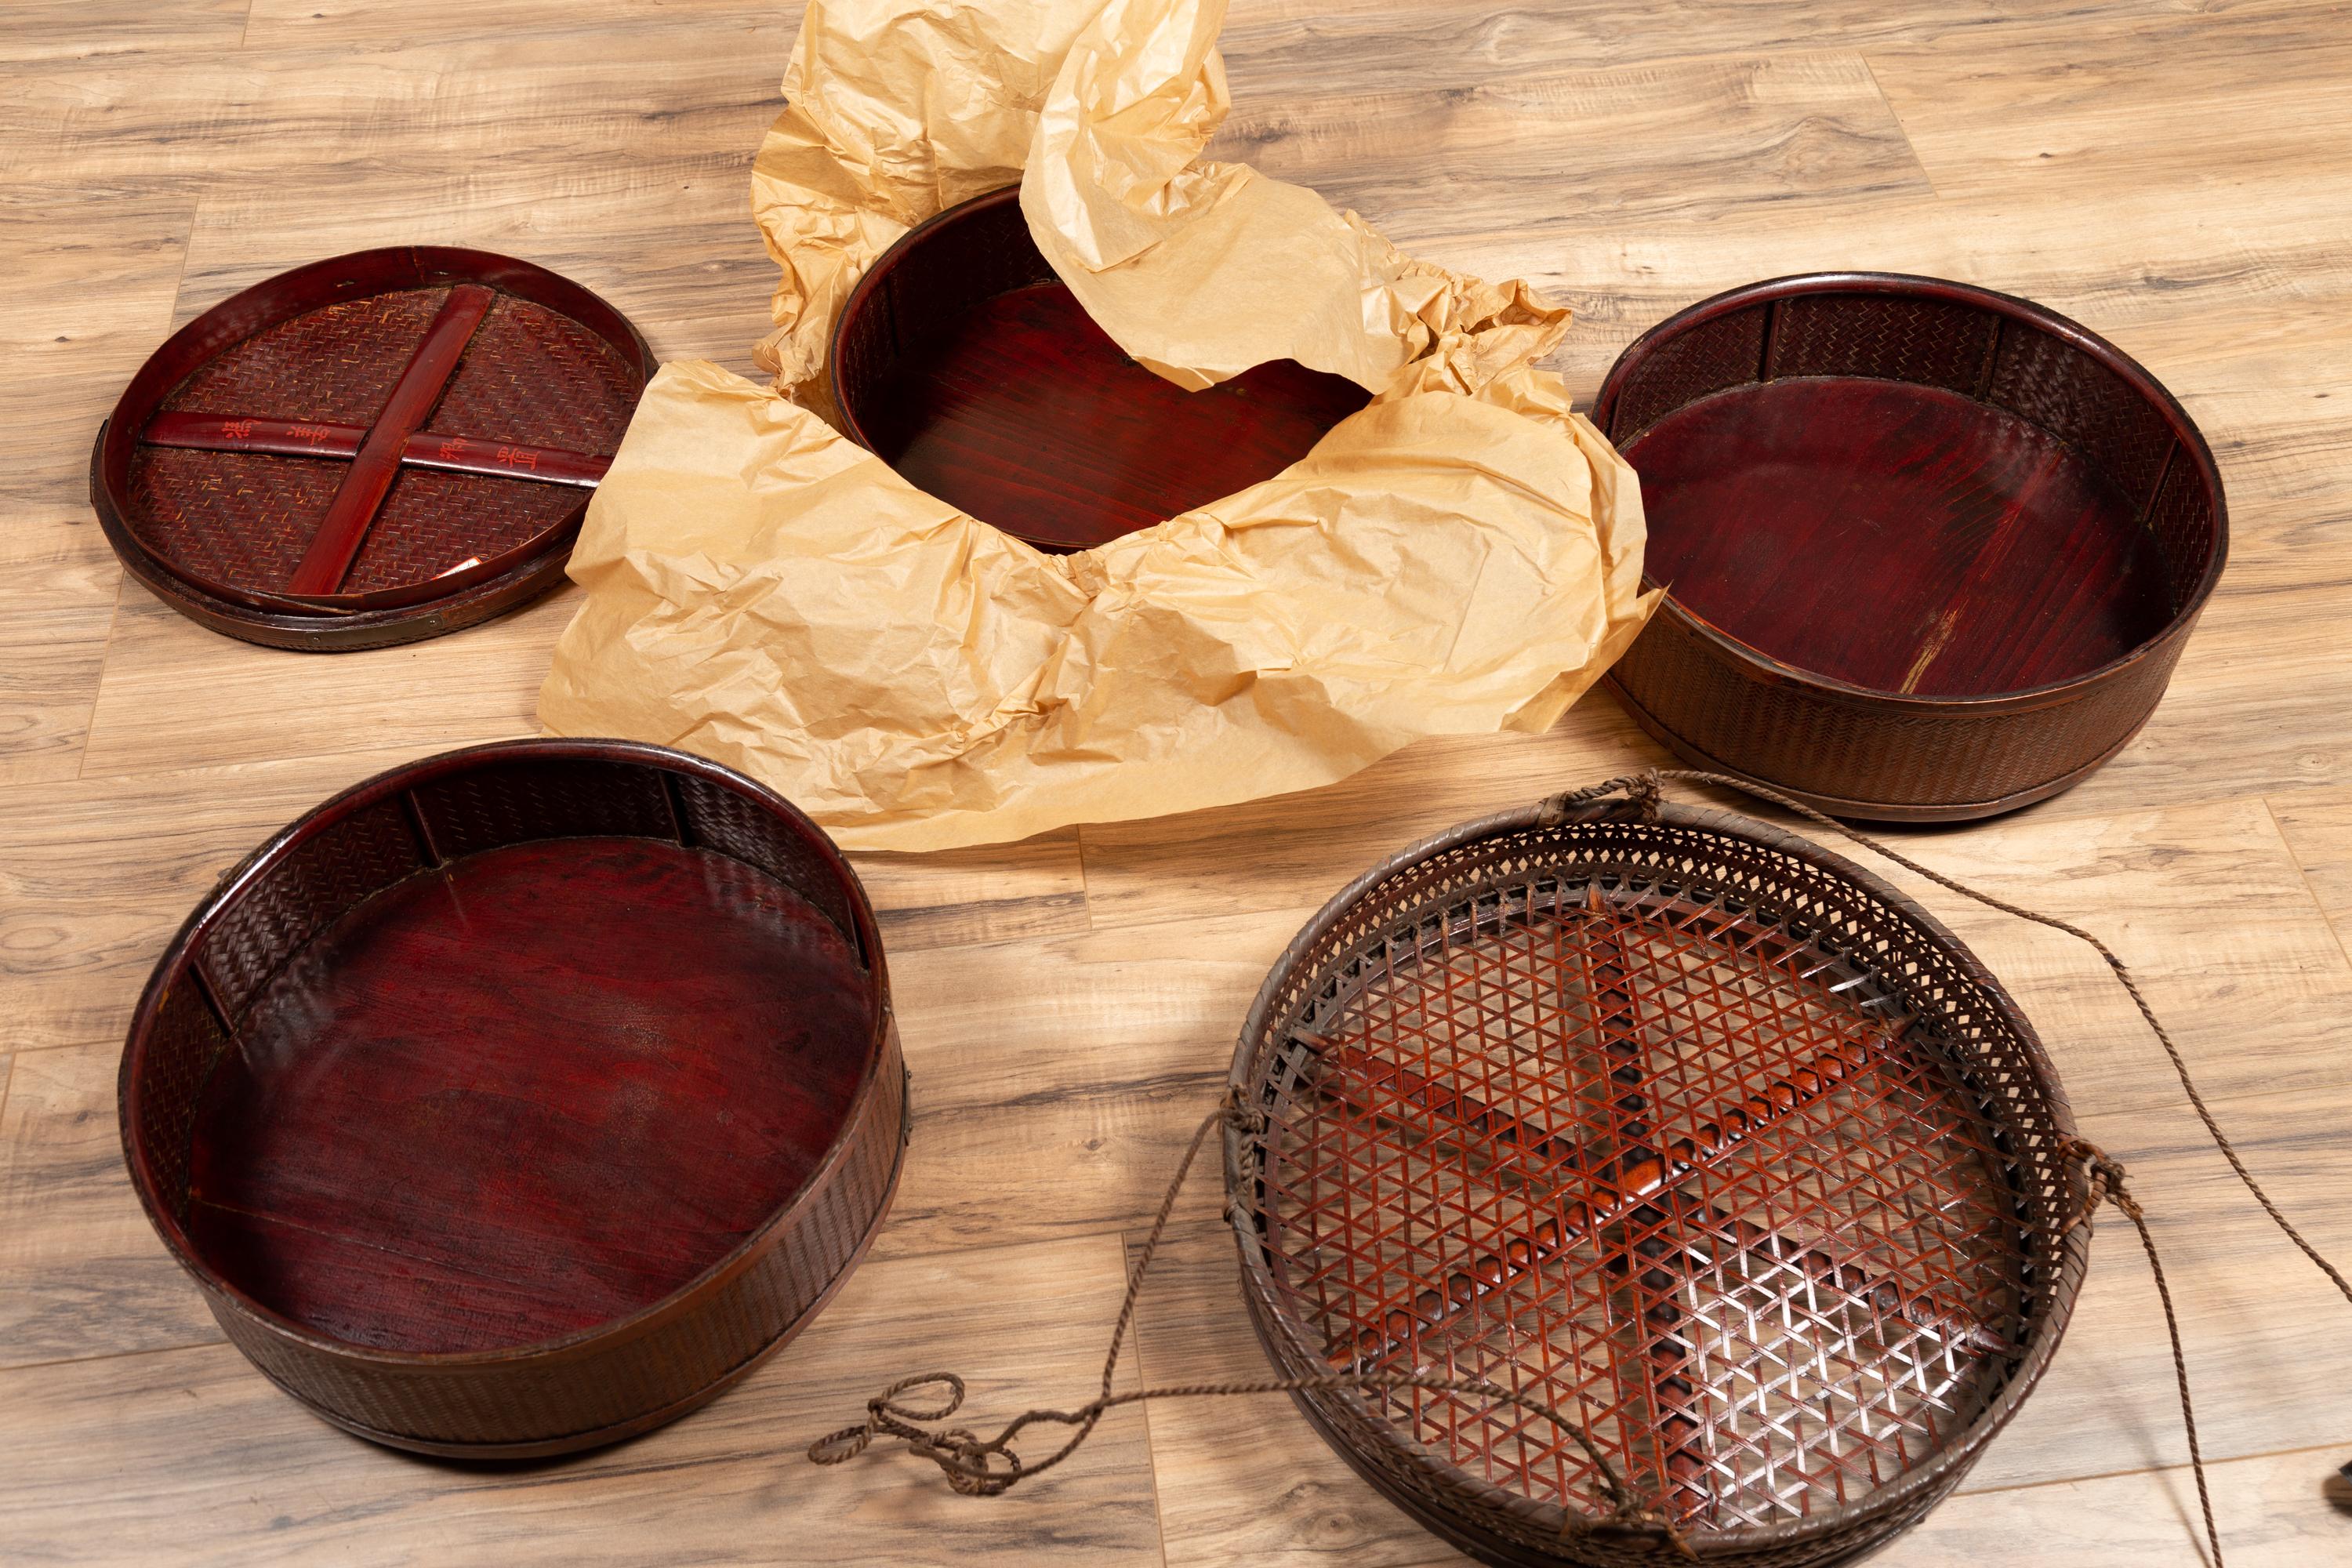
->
[[5, 0, 2352, 1561], [0, 1040, 223, 1369], [2270, 789, 2352, 951], [0, 1232, 1163, 1567]]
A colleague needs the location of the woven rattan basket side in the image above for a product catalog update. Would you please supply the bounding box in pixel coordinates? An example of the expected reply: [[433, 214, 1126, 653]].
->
[[1608, 603, 2199, 818], [119, 740, 905, 1457], [1595, 273, 2227, 822], [1225, 798, 2091, 1566]]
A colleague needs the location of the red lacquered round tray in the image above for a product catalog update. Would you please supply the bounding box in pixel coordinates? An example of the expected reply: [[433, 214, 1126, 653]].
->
[[119, 740, 906, 1457], [91, 248, 656, 651], [829, 186, 1371, 551], [1593, 274, 2227, 821]]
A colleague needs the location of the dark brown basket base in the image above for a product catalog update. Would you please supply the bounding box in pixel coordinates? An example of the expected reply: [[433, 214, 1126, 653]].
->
[[237, 1127, 904, 1461], [1607, 680, 2154, 823]]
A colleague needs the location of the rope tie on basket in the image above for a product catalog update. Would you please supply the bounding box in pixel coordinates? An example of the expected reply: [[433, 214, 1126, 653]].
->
[[2056, 1136, 2220, 1568], [809, 1086, 1698, 1560], [1536, 766, 2352, 1568]]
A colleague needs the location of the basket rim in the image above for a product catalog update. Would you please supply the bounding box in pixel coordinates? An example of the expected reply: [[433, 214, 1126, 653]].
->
[[1222, 793, 2091, 1555], [825, 182, 1023, 459], [116, 735, 897, 1372], [1590, 270, 2230, 716]]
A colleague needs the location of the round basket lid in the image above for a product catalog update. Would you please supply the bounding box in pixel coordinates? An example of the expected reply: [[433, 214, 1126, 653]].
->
[[1229, 800, 2086, 1564], [89, 247, 656, 651]]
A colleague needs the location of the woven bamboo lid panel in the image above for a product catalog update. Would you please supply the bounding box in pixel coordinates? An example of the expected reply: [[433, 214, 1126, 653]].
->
[[91, 248, 655, 650], [1593, 274, 2227, 822], [119, 740, 906, 1457], [828, 186, 1370, 551], [1227, 799, 2087, 1566]]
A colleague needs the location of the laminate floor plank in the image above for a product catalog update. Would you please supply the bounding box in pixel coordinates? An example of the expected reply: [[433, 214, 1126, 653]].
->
[[0, 1232, 1162, 1567]]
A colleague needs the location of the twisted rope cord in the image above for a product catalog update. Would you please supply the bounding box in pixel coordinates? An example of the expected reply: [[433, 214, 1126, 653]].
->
[[813, 767, 2338, 1566], [2059, 1137, 2220, 1568], [810, 1091, 1697, 1559]]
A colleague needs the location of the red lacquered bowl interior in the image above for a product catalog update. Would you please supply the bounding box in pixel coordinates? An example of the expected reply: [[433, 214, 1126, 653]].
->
[[829, 186, 1371, 551], [122, 742, 884, 1356], [1596, 277, 2224, 699]]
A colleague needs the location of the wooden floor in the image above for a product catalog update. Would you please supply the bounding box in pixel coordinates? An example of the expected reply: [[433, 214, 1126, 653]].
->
[[6, 0, 2352, 1562]]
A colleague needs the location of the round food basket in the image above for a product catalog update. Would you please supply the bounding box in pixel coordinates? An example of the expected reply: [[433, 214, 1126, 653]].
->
[[1225, 790, 2088, 1564], [119, 739, 906, 1457], [1593, 273, 2227, 821]]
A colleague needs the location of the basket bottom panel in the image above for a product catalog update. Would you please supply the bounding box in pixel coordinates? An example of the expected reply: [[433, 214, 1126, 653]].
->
[[184, 836, 876, 1354], [1628, 376, 2175, 696], [858, 281, 1370, 550]]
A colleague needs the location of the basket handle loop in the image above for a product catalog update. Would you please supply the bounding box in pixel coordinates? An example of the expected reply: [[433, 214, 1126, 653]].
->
[[808, 1086, 1697, 1559], [1543, 765, 2352, 1568]]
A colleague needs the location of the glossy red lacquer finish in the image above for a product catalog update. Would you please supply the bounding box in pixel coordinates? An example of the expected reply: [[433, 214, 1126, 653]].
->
[[89, 247, 655, 651], [830, 186, 1370, 551], [184, 837, 872, 1353], [1633, 378, 2175, 696], [118, 740, 906, 1457], [1592, 273, 2227, 820]]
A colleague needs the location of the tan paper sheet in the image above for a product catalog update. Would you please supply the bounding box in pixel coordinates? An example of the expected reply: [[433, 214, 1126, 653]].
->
[[538, 0, 1656, 852]]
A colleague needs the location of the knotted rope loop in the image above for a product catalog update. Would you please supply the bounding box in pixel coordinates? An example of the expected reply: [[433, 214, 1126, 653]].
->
[[810, 1091, 1693, 1555], [2057, 1137, 2140, 1236], [809, 768, 2351, 1568], [1535, 772, 1657, 828], [807, 1372, 1034, 1495]]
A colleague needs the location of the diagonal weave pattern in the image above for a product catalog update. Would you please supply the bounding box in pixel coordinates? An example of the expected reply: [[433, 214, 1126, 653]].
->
[[423, 294, 641, 454], [1232, 802, 2082, 1566], [127, 285, 637, 601], [163, 287, 449, 426]]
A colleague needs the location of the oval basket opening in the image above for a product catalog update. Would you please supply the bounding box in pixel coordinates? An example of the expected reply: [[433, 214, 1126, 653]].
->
[[828, 186, 1370, 552]]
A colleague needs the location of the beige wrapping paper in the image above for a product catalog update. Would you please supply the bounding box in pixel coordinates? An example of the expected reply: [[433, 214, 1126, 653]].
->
[[537, 0, 1657, 852]]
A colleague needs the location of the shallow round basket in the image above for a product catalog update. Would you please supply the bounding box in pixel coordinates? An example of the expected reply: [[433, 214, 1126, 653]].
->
[[828, 186, 1370, 551], [90, 247, 655, 652], [1593, 274, 2227, 821], [1225, 795, 2088, 1566], [119, 739, 907, 1458]]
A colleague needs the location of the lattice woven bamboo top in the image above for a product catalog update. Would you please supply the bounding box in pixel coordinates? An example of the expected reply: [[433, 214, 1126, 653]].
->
[[1227, 800, 2088, 1566], [92, 248, 653, 648]]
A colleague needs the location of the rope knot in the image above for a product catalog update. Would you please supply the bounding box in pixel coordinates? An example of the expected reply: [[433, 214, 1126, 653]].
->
[[2059, 1137, 2141, 1234], [1625, 770, 1664, 822], [1220, 1083, 1269, 1137]]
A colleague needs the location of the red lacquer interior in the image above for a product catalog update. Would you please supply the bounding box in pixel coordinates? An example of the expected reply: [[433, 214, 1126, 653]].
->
[[831, 187, 1371, 551], [127, 746, 883, 1358], [184, 840, 870, 1353], [1628, 378, 2176, 695]]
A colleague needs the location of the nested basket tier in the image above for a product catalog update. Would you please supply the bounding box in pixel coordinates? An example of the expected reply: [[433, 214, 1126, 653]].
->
[[119, 740, 906, 1457], [91, 247, 655, 650], [1593, 274, 2227, 821], [1226, 797, 2087, 1566], [829, 186, 1371, 551]]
